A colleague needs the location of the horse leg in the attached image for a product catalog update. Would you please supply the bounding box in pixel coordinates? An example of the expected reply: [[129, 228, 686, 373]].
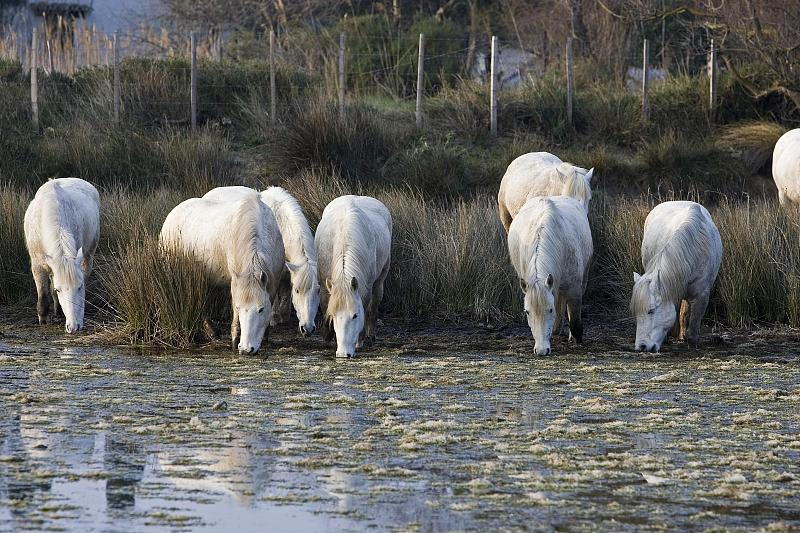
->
[[498, 202, 513, 233], [566, 296, 583, 344], [678, 300, 690, 341], [32, 266, 51, 325], [50, 273, 60, 321], [319, 291, 334, 343], [230, 304, 239, 351], [365, 266, 389, 345], [554, 293, 566, 337], [685, 292, 710, 348], [272, 271, 292, 326]]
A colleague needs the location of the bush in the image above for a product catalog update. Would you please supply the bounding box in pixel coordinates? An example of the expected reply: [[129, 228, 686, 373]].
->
[[271, 99, 413, 182], [102, 236, 220, 346], [0, 184, 32, 304]]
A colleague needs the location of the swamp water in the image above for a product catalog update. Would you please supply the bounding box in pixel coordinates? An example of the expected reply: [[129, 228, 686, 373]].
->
[[0, 325, 799, 531]]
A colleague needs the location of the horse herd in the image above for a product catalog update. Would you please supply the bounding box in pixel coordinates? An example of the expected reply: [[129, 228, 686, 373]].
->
[[20, 128, 800, 357]]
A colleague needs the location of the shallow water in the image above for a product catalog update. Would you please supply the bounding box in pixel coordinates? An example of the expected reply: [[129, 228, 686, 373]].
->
[[1, 324, 799, 532]]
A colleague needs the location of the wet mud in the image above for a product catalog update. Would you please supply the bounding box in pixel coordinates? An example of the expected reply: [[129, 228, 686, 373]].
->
[[1, 319, 799, 531]]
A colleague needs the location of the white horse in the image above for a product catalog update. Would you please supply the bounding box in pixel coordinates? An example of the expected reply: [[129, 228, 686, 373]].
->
[[498, 151, 594, 232], [631, 201, 722, 352], [315, 195, 392, 358], [160, 191, 285, 354], [204, 186, 319, 335], [507, 196, 592, 355], [24, 178, 100, 333], [773, 129, 800, 206]]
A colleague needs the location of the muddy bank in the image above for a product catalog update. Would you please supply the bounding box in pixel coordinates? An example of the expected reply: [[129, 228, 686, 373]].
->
[[0, 320, 799, 531]]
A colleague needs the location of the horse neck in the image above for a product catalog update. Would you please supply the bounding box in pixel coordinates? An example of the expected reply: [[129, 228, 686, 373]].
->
[[644, 222, 700, 305], [42, 186, 78, 262], [331, 208, 368, 291], [227, 199, 266, 278], [274, 197, 316, 265], [525, 207, 565, 286]]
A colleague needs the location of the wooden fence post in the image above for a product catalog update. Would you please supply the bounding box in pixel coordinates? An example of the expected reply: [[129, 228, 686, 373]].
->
[[490, 35, 498, 136], [709, 38, 717, 123], [415, 33, 424, 128], [113, 30, 120, 126], [566, 37, 573, 128], [269, 29, 276, 126], [31, 28, 39, 133], [190, 31, 197, 129], [642, 39, 650, 123], [338, 32, 346, 121]]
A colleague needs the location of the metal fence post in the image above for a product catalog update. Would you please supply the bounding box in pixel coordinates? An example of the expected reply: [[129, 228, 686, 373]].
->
[[31, 28, 39, 133], [269, 29, 276, 126], [113, 30, 120, 126], [190, 31, 197, 129], [415, 33, 425, 128], [490, 35, 498, 136], [709, 38, 717, 123], [566, 37, 573, 128], [338, 32, 346, 121], [642, 39, 650, 123]]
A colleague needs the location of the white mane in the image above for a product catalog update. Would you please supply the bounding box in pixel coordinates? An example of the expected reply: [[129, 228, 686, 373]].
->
[[262, 187, 318, 292], [631, 205, 713, 315], [228, 194, 272, 303], [557, 162, 591, 207], [523, 199, 567, 307], [41, 184, 82, 285], [326, 206, 372, 319]]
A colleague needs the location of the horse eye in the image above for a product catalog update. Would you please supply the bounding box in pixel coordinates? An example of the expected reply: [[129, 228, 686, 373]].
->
[[353, 314, 358, 319], [258, 307, 264, 314], [549, 308, 553, 313], [524, 310, 529, 315], [647, 309, 655, 315]]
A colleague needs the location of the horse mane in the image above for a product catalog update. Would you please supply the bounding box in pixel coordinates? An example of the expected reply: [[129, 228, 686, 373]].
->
[[41, 183, 82, 285], [264, 187, 318, 292], [325, 205, 371, 320], [557, 162, 591, 206], [631, 205, 711, 315], [524, 199, 566, 303], [228, 193, 271, 302]]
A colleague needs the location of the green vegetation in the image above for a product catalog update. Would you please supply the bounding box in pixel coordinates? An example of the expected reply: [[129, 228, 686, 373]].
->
[[0, 48, 797, 344]]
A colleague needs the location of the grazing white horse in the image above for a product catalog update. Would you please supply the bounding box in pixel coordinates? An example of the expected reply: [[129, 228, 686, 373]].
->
[[631, 201, 722, 352], [24, 178, 100, 333], [498, 152, 594, 232], [316, 195, 392, 358], [204, 186, 320, 335], [160, 191, 285, 354], [507, 196, 592, 355], [773, 129, 800, 206]]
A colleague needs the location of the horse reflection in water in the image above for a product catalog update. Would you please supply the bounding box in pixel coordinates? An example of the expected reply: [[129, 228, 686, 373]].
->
[[0, 405, 146, 521]]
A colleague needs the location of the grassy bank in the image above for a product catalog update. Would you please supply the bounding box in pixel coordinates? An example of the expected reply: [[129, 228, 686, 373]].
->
[[3, 174, 800, 346], [0, 56, 798, 345]]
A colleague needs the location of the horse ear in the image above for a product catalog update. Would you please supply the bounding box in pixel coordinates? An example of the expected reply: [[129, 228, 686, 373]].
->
[[633, 272, 641, 284], [325, 278, 333, 292], [260, 271, 268, 286], [519, 278, 527, 291], [350, 276, 358, 291], [546, 274, 554, 288], [585, 168, 594, 183], [75, 247, 84, 265]]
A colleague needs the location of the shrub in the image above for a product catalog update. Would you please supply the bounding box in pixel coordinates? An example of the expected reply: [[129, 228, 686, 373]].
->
[[271, 99, 413, 182], [102, 236, 220, 346], [0, 184, 32, 304]]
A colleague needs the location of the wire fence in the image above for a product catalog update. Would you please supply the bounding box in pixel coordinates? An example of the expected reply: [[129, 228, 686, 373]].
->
[[0, 21, 727, 135]]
